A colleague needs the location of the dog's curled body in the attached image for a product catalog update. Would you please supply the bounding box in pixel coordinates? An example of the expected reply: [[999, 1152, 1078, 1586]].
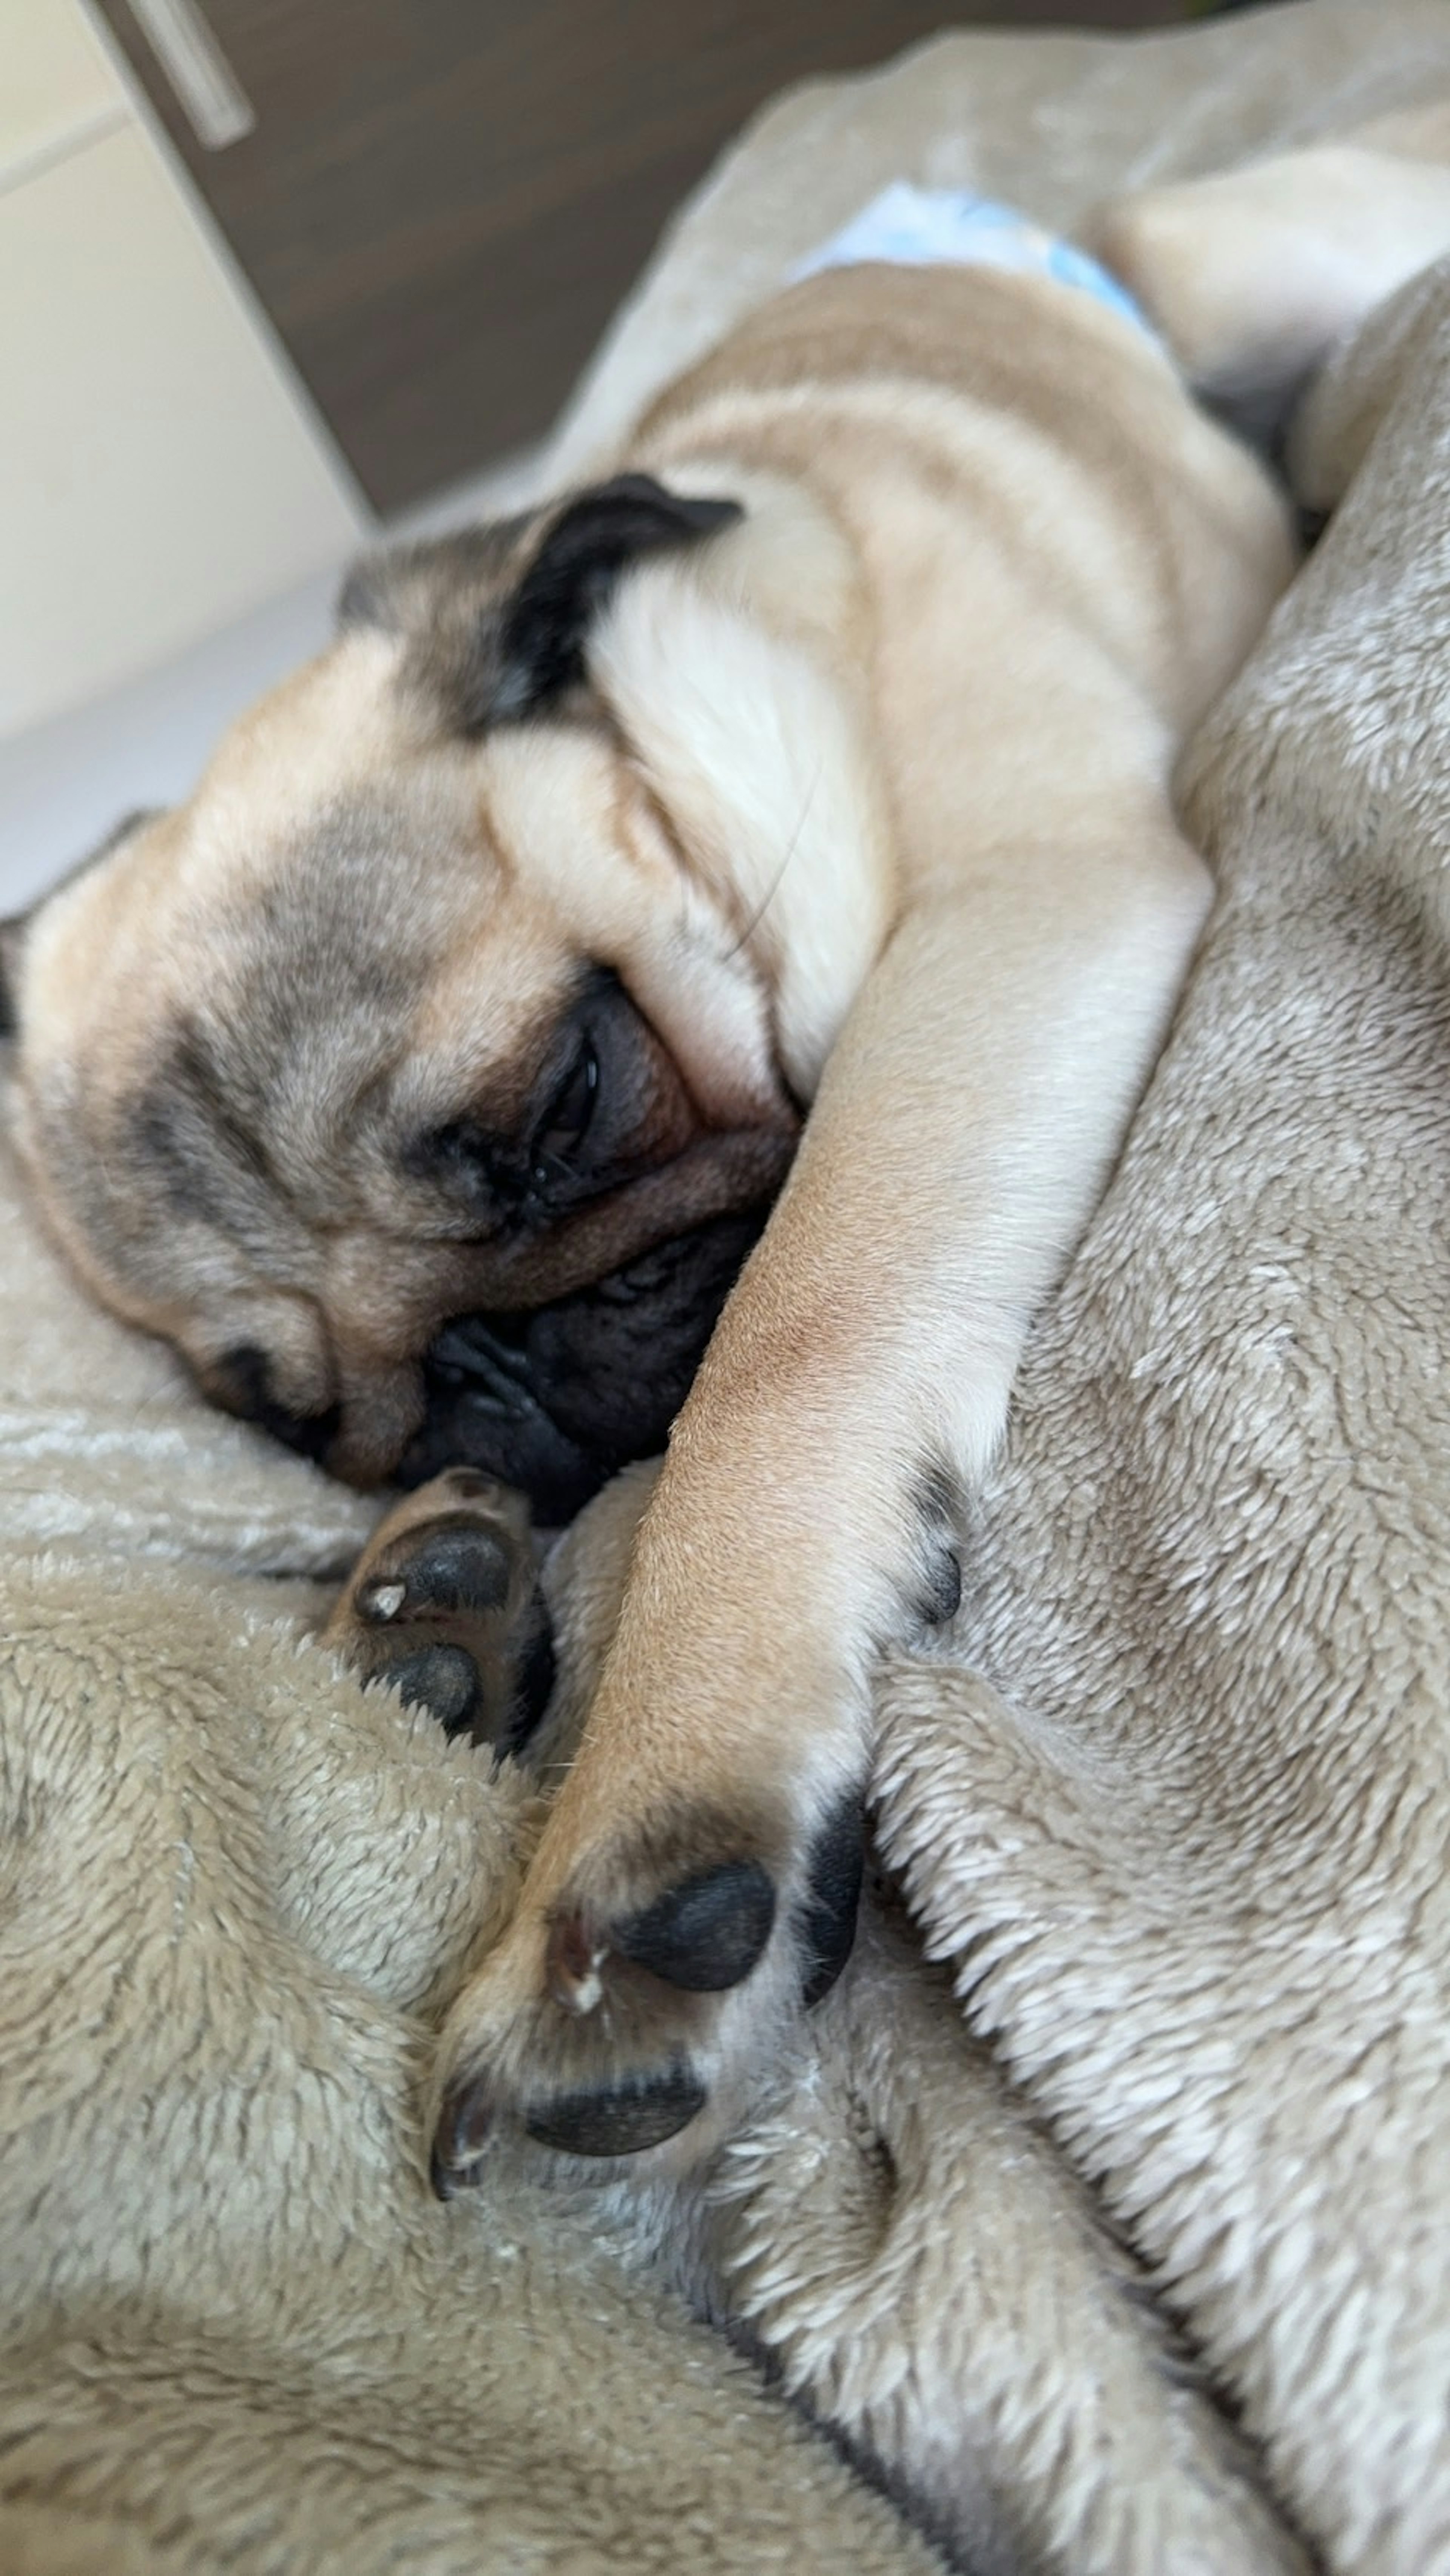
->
[[6, 254, 1295, 2167]]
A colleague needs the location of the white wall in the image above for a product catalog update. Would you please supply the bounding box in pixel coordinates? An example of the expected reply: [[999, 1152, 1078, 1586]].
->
[[0, 2, 551, 916], [0, 0, 368, 743], [0, 446, 544, 915]]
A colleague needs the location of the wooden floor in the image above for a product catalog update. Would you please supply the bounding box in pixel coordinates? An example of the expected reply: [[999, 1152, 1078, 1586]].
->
[[96, 0, 1201, 512]]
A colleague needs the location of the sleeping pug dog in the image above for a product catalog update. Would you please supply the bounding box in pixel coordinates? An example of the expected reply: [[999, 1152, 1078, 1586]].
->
[[10, 155, 1394, 2182]]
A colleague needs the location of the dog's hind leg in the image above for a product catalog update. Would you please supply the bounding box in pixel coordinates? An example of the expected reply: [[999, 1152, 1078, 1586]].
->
[[1088, 112, 1450, 453]]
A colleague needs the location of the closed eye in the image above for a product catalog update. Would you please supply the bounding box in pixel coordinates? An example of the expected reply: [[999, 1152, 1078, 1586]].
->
[[532, 1032, 598, 1174], [406, 1034, 601, 1217], [400, 966, 678, 1225]]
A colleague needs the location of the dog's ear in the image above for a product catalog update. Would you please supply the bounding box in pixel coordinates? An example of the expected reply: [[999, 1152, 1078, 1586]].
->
[[485, 475, 742, 724], [340, 476, 741, 734]]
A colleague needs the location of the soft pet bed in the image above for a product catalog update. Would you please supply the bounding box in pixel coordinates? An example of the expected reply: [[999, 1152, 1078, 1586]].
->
[[5, 5, 1450, 2569]]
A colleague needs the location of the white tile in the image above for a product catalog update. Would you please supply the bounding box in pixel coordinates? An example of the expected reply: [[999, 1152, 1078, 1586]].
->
[[0, 0, 124, 187]]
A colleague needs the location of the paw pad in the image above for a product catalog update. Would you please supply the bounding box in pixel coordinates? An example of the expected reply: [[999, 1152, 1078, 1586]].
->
[[524, 2064, 708, 2158], [326, 1477, 551, 1753], [616, 1860, 777, 1991], [389, 1642, 482, 1737], [360, 1519, 515, 1619]]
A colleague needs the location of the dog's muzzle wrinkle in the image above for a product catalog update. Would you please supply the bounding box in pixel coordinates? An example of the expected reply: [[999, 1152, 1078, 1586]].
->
[[401, 1207, 769, 1521], [406, 1314, 602, 1524]]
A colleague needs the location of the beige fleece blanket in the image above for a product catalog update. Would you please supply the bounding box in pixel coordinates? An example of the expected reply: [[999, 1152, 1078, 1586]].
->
[[868, 268, 1450, 2576], [5, 6, 1450, 2571]]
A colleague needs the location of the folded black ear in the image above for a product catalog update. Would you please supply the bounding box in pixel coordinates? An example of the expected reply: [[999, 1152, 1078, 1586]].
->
[[485, 475, 742, 726], [335, 478, 741, 735]]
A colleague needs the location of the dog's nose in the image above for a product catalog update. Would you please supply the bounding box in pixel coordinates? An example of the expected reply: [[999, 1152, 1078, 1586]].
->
[[204, 1342, 342, 1465], [403, 1316, 605, 1524]]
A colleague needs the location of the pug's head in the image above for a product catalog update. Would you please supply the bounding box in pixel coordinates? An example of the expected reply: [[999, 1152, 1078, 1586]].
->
[[2, 471, 884, 1514]]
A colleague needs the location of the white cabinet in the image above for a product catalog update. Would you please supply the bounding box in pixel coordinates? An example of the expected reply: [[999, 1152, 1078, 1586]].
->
[[1, 0, 122, 177], [0, 0, 367, 738]]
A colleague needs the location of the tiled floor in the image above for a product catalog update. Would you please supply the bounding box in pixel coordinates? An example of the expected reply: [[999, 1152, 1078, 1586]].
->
[[0, 450, 538, 917]]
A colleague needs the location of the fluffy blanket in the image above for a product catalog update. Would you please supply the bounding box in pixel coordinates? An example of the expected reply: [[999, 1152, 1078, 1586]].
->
[[5, 5, 1450, 2570], [871, 245, 1450, 2574]]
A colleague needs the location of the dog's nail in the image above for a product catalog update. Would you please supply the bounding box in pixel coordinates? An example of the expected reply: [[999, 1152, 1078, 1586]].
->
[[616, 1860, 776, 1992], [504, 1594, 556, 1752], [431, 2077, 494, 2196], [389, 1643, 481, 1737], [547, 1911, 609, 2013], [430, 2139, 476, 2201], [919, 1542, 962, 1626], [359, 1578, 407, 1622], [798, 1791, 865, 2007], [524, 2065, 708, 2158]]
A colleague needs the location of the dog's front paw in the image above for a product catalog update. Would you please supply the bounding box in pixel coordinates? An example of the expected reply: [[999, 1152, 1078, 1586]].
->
[[322, 1468, 555, 1755], [422, 1425, 964, 2187], [428, 1751, 867, 2188]]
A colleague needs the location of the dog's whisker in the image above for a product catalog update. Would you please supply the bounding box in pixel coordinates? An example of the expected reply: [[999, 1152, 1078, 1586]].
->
[[721, 765, 822, 969]]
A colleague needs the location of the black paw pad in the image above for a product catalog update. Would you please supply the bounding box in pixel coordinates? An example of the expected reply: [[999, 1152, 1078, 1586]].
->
[[360, 1518, 515, 1620], [389, 1643, 481, 1737], [798, 1792, 865, 2007], [616, 1860, 776, 1992], [524, 2064, 707, 2157]]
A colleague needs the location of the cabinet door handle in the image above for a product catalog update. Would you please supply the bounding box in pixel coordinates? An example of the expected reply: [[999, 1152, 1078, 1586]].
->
[[121, 0, 255, 151]]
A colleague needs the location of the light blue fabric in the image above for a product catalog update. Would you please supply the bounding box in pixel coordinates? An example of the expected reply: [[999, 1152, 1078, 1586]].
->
[[790, 181, 1155, 344]]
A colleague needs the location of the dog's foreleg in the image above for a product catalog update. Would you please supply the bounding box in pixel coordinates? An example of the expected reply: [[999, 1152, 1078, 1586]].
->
[[427, 814, 1211, 2179]]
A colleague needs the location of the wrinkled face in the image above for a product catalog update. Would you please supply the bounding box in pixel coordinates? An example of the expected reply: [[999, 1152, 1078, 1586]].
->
[[3, 480, 808, 1516]]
